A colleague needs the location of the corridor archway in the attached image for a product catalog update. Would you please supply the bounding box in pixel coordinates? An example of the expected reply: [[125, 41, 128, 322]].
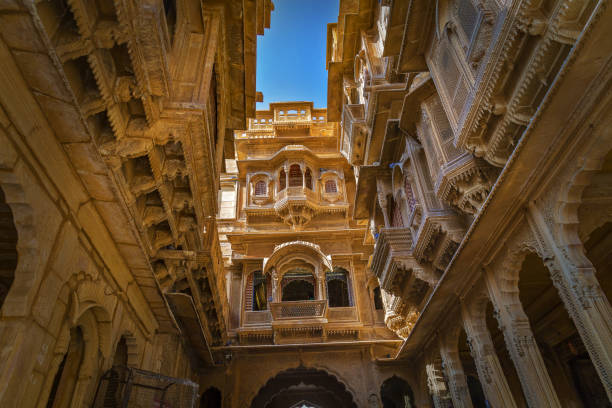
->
[[250, 366, 356, 408], [518, 253, 608, 406], [200, 387, 221, 408], [380, 375, 415, 408]]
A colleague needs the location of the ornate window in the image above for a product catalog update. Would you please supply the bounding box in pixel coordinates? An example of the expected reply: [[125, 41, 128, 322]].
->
[[281, 271, 315, 301], [254, 180, 267, 196], [390, 195, 404, 227], [288, 164, 302, 187], [279, 169, 286, 191], [326, 268, 352, 307], [373, 287, 383, 310], [252, 271, 268, 311], [325, 179, 337, 193], [245, 270, 270, 311], [305, 168, 313, 190]]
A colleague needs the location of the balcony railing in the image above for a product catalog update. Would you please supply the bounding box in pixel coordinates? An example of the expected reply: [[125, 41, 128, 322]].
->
[[270, 300, 328, 321], [275, 187, 318, 203]]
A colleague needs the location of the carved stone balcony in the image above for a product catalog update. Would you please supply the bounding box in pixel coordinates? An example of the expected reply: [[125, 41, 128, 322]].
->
[[370, 227, 415, 291], [270, 300, 328, 322], [371, 227, 439, 304], [273, 187, 347, 229]]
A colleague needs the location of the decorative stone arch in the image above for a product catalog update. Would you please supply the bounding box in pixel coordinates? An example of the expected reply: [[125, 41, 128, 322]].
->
[[248, 365, 358, 408], [380, 374, 416, 408], [485, 223, 544, 323], [264, 241, 332, 277], [552, 135, 612, 269], [39, 282, 115, 408], [484, 223, 563, 407]]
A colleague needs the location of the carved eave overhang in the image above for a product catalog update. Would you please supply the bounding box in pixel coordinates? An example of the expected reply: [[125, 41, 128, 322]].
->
[[353, 165, 389, 219], [236, 146, 347, 173], [363, 86, 407, 165], [397, 0, 435, 73], [213, 0, 271, 131], [381, 0, 410, 57], [166, 293, 214, 366], [326, 0, 377, 121], [394, 2, 612, 359], [398, 76, 436, 134]]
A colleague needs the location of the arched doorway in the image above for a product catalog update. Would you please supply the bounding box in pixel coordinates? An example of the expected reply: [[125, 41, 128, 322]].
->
[[380, 376, 415, 408], [200, 387, 221, 408], [250, 367, 356, 408], [0, 187, 17, 310]]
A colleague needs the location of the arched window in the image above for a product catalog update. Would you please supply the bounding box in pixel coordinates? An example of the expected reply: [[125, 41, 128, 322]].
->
[[252, 271, 268, 311], [288, 164, 302, 187], [373, 287, 383, 310], [281, 271, 315, 301], [46, 327, 85, 408], [324, 179, 337, 193], [279, 169, 286, 191], [0, 187, 17, 311], [254, 180, 267, 196], [326, 268, 351, 307], [305, 168, 313, 190], [390, 195, 404, 227]]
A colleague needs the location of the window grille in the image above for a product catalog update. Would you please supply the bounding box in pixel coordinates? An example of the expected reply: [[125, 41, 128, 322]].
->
[[325, 180, 337, 193], [289, 165, 302, 187], [373, 287, 384, 310], [254, 180, 267, 196], [404, 176, 418, 214], [326, 269, 352, 307], [391, 196, 404, 227], [305, 168, 313, 190], [457, 0, 478, 42], [279, 170, 286, 191]]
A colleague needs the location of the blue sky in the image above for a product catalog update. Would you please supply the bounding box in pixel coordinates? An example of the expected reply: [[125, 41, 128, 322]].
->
[[255, 0, 340, 110]]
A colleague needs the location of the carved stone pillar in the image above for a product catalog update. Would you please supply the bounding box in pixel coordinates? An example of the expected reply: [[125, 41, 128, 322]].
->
[[316, 275, 324, 301], [426, 359, 453, 408], [461, 297, 518, 408], [271, 268, 279, 302], [439, 335, 474, 408], [485, 269, 561, 407], [528, 205, 612, 399]]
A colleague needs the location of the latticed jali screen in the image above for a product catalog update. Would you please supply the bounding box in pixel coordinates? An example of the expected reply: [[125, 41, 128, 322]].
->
[[92, 366, 199, 408]]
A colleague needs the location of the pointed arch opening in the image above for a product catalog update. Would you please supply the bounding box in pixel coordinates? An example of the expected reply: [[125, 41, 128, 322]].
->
[[380, 375, 415, 408], [251, 367, 357, 408]]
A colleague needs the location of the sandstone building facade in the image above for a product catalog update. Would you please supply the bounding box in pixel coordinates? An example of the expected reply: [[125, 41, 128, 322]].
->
[[0, 0, 610, 407]]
